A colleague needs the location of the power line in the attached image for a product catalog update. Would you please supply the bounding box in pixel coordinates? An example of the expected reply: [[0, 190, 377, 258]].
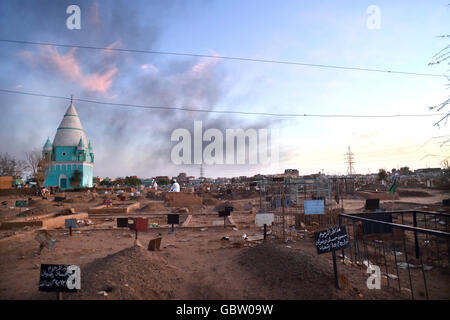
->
[[0, 39, 445, 78], [0, 88, 447, 118]]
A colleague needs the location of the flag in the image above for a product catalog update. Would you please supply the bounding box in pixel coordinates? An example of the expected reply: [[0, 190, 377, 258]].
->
[[389, 178, 397, 195]]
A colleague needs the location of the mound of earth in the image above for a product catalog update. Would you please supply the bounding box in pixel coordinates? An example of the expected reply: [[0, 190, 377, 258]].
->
[[237, 242, 404, 300], [16, 206, 49, 217], [137, 202, 166, 213], [358, 183, 388, 192], [397, 190, 431, 197], [202, 197, 222, 206], [67, 245, 181, 300], [237, 243, 341, 299]]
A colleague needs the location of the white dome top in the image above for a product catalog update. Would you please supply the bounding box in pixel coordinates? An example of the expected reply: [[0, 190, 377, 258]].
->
[[52, 103, 88, 147]]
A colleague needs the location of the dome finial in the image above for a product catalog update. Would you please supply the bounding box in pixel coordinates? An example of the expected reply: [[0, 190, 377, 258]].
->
[[70, 94, 73, 104]]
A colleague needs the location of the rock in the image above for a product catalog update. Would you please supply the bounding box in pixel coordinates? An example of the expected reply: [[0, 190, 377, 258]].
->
[[177, 207, 189, 214], [134, 239, 144, 248]]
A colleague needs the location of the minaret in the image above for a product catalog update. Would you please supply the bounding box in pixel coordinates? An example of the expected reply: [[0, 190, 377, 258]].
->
[[43, 137, 53, 161]]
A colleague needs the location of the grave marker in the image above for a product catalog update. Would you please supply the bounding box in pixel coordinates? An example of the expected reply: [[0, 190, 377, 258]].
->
[[365, 199, 380, 210], [305, 200, 325, 215], [218, 206, 233, 228], [117, 218, 129, 228], [39, 264, 81, 299], [64, 218, 77, 236], [360, 213, 393, 235], [148, 237, 162, 251], [126, 217, 147, 239], [255, 213, 274, 240], [167, 214, 179, 233], [314, 226, 349, 289], [34, 230, 56, 255], [15, 200, 27, 207]]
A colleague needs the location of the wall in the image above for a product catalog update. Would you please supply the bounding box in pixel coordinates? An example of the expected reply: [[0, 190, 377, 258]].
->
[[0, 176, 13, 189], [44, 162, 94, 189]]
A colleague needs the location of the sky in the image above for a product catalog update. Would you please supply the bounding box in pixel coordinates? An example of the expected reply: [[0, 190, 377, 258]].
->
[[0, 0, 449, 179]]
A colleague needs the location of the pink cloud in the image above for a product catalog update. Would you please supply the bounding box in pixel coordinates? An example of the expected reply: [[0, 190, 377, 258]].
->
[[191, 51, 220, 76], [18, 46, 118, 94]]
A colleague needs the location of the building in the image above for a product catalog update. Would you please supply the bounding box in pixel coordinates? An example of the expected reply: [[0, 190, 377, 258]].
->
[[284, 169, 299, 176], [42, 100, 94, 190], [177, 172, 188, 183], [0, 176, 13, 189]]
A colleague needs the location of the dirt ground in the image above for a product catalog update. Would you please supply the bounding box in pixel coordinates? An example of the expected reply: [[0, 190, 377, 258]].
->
[[0, 187, 448, 300]]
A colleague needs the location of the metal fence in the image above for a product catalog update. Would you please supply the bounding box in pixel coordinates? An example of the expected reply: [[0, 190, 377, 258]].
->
[[338, 211, 450, 299], [257, 178, 342, 242]]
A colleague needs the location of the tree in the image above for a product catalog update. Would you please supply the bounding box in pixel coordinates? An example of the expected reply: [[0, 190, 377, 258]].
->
[[428, 20, 449, 144], [156, 177, 170, 185], [124, 176, 142, 186], [35, 158, 51, 188], [399, 166, 411, 175], [0, 153, 26, 178], [70, 170, 83, 189], [378, 169, 388, 181], [25, 150, 51, 188], [100, 178, 111, 186]]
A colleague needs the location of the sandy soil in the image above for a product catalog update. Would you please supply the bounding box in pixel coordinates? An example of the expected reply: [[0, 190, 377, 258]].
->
[[0, 187, 448, 300]]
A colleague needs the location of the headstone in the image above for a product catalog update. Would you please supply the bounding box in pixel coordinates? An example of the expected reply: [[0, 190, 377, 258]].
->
[[39, 264, 81, 292], [314, 226, 349, 254], [148, 237, 162, 251], [361, 213, 393, 235], [365, 199, 380, 210], [305, 200, 325, 215]]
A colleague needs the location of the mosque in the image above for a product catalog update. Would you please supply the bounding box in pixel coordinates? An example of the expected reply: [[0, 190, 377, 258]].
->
[[42, 99, 94, 189]]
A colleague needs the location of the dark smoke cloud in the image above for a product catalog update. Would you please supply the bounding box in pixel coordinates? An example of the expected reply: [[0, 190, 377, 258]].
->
[[0, 0, 288, 178]]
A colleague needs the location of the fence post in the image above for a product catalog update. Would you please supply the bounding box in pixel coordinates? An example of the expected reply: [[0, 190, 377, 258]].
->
[[413, 211, 420, 259]]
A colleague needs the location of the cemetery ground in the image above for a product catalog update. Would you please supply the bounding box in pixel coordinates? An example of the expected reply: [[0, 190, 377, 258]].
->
[[0, 188, 448, 300]]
